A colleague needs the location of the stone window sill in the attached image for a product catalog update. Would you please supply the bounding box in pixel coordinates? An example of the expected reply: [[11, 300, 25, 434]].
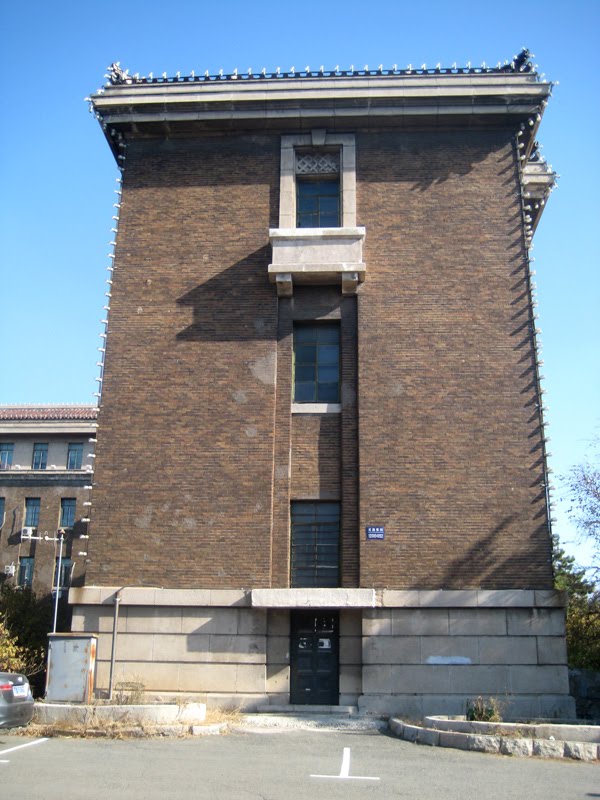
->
[[292, 403, 341, 414]]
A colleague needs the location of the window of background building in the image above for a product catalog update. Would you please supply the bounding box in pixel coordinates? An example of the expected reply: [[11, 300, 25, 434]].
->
[[293, 324, 340, 403], [24, 498, 40, 528], [0, 497, 5, 529], [18, 556, 34, 589], [54, 557, 73, 597], [290, 501, 340, 588], [0, 443, 14, 469], [60, 498, 76, 529], [67, 442, 83, 470], [32, 443, 48, 470]]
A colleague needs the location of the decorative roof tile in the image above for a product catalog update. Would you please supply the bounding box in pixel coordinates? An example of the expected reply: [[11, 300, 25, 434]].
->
[[0, 405, 98, 421]]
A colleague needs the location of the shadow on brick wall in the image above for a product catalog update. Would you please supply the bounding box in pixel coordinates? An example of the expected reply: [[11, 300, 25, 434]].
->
[[176, 246, 276, 342]]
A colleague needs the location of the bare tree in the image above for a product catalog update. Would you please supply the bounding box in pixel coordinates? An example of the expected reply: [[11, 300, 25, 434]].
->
[[567, 443, 600, 579]]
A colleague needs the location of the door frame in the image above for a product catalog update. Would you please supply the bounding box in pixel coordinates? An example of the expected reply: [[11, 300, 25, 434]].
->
[[290, 610, 339, 705]]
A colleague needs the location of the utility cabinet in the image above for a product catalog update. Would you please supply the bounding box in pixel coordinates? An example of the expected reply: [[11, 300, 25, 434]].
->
[[46, 633, 97, 703]]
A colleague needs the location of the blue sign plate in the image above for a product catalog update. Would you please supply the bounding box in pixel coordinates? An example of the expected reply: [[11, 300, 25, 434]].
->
[[366, 526, 385, 540]]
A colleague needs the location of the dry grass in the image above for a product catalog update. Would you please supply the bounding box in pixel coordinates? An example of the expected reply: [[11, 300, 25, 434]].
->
[[10, 705, 241, 739], [203, 707, 243, 727]]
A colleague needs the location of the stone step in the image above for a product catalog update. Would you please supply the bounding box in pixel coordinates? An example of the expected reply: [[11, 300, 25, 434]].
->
[[237, 713, 388, 732], [256, 704, 358, 716]]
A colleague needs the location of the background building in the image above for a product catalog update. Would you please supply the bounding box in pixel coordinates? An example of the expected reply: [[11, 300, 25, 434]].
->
[[0, 405, 96, 596], [70, 52, 574, 717]]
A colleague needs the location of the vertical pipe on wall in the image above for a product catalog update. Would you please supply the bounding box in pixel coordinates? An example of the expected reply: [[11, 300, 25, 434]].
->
[[108, 591, 121, 701]]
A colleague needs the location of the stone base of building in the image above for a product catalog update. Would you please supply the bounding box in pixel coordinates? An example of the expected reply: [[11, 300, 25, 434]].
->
[[70, 587, 575, 718]]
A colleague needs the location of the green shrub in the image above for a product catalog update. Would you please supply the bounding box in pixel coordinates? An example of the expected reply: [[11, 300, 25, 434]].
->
[[0, 585, 71, 695]]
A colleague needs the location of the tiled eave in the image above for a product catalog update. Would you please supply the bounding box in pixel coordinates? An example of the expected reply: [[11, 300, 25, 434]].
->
[[522, 160, 557, 233], [91, 73, 552, 156]]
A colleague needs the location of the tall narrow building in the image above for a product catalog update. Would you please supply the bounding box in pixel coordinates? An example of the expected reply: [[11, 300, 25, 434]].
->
[[71, 52, 574, 717]]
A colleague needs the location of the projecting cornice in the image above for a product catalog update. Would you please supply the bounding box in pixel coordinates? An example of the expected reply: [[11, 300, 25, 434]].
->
[[90, 70, 553, 158]]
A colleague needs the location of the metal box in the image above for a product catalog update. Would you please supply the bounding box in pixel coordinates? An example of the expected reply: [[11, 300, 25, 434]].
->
[[46, 633, 97, 703]]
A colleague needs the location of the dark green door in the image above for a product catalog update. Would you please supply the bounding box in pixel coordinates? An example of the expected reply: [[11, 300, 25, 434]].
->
[[290, 611, 339, 705]]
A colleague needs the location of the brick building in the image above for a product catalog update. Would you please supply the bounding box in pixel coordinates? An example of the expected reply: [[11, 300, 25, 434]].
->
[[71, 52, 575, 716], [0, 405, 96, 596]]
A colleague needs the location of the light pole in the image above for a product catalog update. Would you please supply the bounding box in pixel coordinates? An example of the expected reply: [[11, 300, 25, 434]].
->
[[47, 533, 65, 634]]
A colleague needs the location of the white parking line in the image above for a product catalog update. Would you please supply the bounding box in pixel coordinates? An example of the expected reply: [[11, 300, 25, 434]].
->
[[0, 738, 49, 759], [311, 746, 380, 781]]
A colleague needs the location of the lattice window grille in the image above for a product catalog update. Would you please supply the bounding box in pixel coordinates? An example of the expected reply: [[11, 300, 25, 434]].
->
[[296, 152, 340, 175]]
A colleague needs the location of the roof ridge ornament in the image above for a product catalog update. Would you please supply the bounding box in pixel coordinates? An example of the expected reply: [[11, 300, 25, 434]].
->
[[501, 48, 535, 73], [108, 62, 129, 85], [102, 50, 539, 87]]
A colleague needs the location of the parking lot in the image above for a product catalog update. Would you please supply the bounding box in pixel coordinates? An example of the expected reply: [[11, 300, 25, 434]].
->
[[1, 728, 598, 800]]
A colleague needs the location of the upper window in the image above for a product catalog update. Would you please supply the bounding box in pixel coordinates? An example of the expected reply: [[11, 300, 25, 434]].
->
[[295, 151, 340, 228], [277, 133, 356, 231], [297, 179, 340, 228], [60, 498, 76, 529], [293, 324, 340, 404], [24, 498, 40, 528], [291, 501, 340, 588], [0, 443, 14, 470], [67, 443, 83, 470], [32, 443, 48, 470]]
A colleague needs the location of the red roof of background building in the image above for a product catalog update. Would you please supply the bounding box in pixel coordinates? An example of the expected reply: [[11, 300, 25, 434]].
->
[[0, 405, 98, 421]]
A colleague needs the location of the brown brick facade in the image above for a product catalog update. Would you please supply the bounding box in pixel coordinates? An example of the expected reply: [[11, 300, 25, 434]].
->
[[356, 130, 551, 588], [85, 128, 552, 591], [88, 136, 281, 588]]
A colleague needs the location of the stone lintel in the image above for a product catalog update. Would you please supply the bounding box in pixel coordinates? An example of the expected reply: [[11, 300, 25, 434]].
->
[[251, 588, 376, 608], [378, 589, 564, 608], [69, 587, 565, 609], [68, 587, 250, 607]]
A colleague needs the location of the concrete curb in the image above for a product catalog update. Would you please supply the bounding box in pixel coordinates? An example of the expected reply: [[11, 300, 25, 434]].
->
[[389, 718, 600, 761], [33, 702, 207, 727], [25, 721, 228, 738]]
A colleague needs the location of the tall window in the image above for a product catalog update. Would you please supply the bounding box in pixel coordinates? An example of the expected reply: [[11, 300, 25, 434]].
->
[[293, 324, 340, 403], [24, 498, 40, 528], [32, 443, 48, 470], [291, 501, 340, 588], [60, 498, 76, 529], [67, 443, 83, 470], [18, 557, 34, 589], [0, 443, 14, 469], [0, 497, 5, 529]]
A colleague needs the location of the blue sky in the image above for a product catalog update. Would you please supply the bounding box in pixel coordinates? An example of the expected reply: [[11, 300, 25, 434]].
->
[[1, 0, 598, 569]]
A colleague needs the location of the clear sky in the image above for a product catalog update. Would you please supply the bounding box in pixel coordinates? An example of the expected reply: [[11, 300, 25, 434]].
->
[[1, 0, 598, 570]]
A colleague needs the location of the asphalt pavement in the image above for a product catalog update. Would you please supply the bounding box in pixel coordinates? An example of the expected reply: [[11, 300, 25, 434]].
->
[[1, 728, 598, 800]]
